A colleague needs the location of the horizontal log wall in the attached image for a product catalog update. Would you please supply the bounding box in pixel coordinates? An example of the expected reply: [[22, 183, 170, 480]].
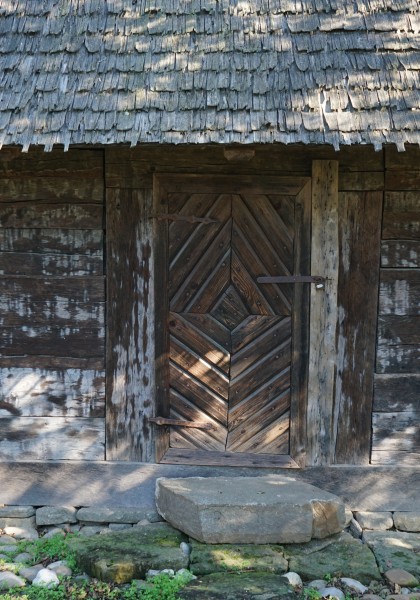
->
[[372, 146, 420, 466], [0, 148, 105, 461]]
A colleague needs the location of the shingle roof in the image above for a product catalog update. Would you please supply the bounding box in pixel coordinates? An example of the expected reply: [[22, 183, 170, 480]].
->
[[0, 0, 419, 151]]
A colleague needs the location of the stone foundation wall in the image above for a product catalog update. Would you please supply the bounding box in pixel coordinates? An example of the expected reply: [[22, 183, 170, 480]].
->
[[0, 505, 419, 542]]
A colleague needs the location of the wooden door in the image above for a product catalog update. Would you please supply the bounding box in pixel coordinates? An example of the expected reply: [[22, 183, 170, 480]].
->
[[154, 175, 311, 467]]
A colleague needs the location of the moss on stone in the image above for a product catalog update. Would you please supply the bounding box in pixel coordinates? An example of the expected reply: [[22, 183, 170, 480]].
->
[[181, 571, 296, 599]]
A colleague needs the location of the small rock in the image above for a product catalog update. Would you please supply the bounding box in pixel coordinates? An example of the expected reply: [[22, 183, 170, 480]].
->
[[0, 506, 35, 518], [0, 535, 18, 545], [394, 513, 420, 533], [3, 526, 38, 540], [73, 574, 90, 582], [0, 571, 26, 590], [50, 564, 72, 577], [340, 577, 368, 594], [32, 568, 60, 588], [80, 525, 103, 537], [147, 569, 162, 578], [282, 572, 303, 588], [307, 580, 330, 590], [355, 512, 393, 531], [320, 586, 345, 599], [344, 508, 353, 527], [180, 542, 191, 556], [349, 517, 363, 539], [0, 554, 8, 560], [18, 565, 43, 582], [43, 527, 66, 539], [385, 569, 419, 588], [108, 523, 133, 531], [13, 552, 32, 563], [36, 506, 77, 526], [177, 569, 196, 580], [0, 545, 20, 553]]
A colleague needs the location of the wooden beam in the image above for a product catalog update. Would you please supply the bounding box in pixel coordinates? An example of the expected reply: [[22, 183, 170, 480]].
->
[[106, 189, 156, 462], [307, 160, 339, 466], [333, 191, 383, 464]]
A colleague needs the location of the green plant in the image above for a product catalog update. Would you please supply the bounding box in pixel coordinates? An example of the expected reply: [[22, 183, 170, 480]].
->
[[139, 571, 194, 600], [323, 573, 333, 584], [19, 534, 79, 572], [303, 587, 322, 600]]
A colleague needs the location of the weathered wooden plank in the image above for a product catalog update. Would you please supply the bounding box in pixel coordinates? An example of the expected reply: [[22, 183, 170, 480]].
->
[[378, 315, 420, 345], [338, 172, 384, 191], [288, 181, 311, 467], [0, 417, 105, 460], [106, 188, 155, 462], [161, 447, 299, 468], [379, 270, 420, 315], [0, 252, 103, 276], [0, 356, 104, 369], [0, 326, 104, 358], [381, 241, 420, 268], [376, 344, 420, 374], [105, 145, 382, 189], [0, 203, 103, 229], [0, 148, 103, 178], [0, 228, 103, 254], [0, 179, 103, 202], [385, 145, 420, 171], [384, 191, 420, 212], [385, 171, 420, 191], [307, 160, 339, 466], [333, 191, 383, 464], [0, 276, 105, 302], [383, 213, 420, 240], [370, 451, 420, 466], [0, 368, 105, 417], [374, 374, 420, 412], [0, 299, 104, 327], [372, 412, 420, 454]]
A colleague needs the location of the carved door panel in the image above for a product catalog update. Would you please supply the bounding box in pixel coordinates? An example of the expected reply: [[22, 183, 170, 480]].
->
[[154, 175, 311, 467]]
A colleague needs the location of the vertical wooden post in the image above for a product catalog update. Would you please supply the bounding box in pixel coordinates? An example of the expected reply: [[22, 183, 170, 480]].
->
[[106, 188, 156, 462], [307, 160, 339, 465]]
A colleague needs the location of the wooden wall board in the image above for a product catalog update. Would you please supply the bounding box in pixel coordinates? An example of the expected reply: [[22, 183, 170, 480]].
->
[[0, 299, 104, 328], [0, 368, 105, 417], [0, 178, 103, 202], [379, 270, 420, 315], [385, 145, 420, 171], [0, 148, 103, 178], [307, 160, 339, 466], [0, 253, 103, 276], [370, 451, 420, 465], [0, 228, 103, 255], [381, 241, 420, 268], [372, 412, 420, 454], [0, 276, 105, 302], [376, 344, 420, 374], [338, 172, 384, 191], [0, 356, 104, 370], [385, 171, 420, 191], [106, 188, 156, 462], [333, 191, 383, 464], [0, 203, 103, 229], [374, 374, 420, 412], [0, 417, 105, 461]]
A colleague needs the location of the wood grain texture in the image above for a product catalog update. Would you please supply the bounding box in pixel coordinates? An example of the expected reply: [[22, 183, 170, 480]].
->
[[381, 241, 420, 268], [385, 145, 420, 171], [372, 412, 420, 459], [0, 202, 103, 229], [0, 417, 105, 461], [307, 160, 339, 466], [161, 447, 299, 468], [0, 179, 103, 203], [0, 252, 103, 276], [289, 181, 311, 466], [374, 374, 420, 412], [382, 191, 420, 240], [379, 270, 420, 315], [106, 188, 155, 462], [0, 228, 103, 255], [0, 368, 105, 417], [333, 191, 382, 464]]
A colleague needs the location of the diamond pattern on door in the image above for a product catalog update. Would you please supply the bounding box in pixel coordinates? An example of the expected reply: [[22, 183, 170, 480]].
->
[[167, 189, 296, 456]]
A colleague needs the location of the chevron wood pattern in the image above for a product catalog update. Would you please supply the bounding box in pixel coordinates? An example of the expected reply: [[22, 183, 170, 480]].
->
[[166, 187, 297, 457]]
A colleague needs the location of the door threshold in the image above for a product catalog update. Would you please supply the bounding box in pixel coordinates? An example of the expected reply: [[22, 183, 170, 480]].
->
[[160, 448, 300, 468]]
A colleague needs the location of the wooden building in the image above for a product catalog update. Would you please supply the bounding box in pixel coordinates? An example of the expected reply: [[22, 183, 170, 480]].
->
[[0, 1, 418, 469]]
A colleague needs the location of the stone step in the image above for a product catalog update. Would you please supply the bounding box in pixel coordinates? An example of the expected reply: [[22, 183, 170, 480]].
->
[[155, 475, 346, 544]]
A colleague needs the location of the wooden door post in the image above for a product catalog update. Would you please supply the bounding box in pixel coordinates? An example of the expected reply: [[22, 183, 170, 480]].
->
[[307, 160, 339, 465]]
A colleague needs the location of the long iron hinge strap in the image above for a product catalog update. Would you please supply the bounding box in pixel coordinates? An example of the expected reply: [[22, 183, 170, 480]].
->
[[148, 417, 215, 430], [257, 275, 325, 284], [154, 214, 219, 224]]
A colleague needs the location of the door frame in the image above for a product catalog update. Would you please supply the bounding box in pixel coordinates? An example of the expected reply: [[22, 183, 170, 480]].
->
[[152, 174, 311, 468]]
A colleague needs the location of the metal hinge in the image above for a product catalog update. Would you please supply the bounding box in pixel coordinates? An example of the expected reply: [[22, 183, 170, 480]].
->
[[257, 275, 325, 288], [148, 417, 215, 430]]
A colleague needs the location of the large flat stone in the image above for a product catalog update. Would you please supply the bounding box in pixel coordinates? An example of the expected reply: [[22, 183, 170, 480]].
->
[[181, 572, 296, 600], [69, 522, 189, 583], [363, 531, 420, 577], [156, 476, 345, 544], [285, 532, 381, 584]]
